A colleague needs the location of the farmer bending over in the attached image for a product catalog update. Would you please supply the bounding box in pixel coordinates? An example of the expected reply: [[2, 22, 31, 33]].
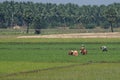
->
[[80, 44, 87, 55], [80, 44, 85, 52], [100, 46, 108, 52]]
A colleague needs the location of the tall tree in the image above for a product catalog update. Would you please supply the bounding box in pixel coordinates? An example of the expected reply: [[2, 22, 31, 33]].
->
[[105, 7, 117, 32], [23, 2, 34, 33]]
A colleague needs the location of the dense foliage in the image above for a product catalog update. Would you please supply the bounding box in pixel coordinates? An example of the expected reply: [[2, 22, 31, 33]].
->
[[0, 1, 120, 30]]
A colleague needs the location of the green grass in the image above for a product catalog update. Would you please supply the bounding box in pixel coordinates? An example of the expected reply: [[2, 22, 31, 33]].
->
[[1, 63, 120, 80], [0, 43, 119, 62], [0, 61, 75, 74], [0, 35, 120, 43], [0, 37, 120, 80]]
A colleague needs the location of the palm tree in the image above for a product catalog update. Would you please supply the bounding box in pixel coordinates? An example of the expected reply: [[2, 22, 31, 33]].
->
[[105, 7, 117, 32]]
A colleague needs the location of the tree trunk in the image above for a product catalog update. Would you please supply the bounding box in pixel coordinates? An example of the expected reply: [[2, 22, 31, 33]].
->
[[110, 22, 114, 32], [26, 24, 29, 34]]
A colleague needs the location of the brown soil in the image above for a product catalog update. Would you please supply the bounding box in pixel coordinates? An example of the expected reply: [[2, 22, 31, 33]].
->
[[17, 32, 120, 38]]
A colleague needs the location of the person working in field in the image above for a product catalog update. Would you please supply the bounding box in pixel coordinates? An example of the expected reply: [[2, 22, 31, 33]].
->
[[68, 50, 78, 56], [100, 46, 108, 52], [68, 50, 74, 55], [80, 44, 87, 55]]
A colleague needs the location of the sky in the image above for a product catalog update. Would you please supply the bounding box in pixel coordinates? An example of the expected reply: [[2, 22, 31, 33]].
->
[[0, 0, 120, 6]]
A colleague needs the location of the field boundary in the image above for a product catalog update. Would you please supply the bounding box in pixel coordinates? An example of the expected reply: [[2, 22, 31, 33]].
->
[[1, 61, 120, 78], [17, 32, 120, 38]]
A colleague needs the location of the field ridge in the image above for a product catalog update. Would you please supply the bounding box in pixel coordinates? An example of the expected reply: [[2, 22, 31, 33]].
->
[[17, 32, 120, 38], [1, 61, 120, 78]]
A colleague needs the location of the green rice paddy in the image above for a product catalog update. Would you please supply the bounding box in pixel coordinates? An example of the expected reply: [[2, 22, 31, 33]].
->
[[0, 37, 120, 80]]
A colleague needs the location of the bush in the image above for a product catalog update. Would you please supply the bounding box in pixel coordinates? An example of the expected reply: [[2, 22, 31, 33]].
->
[[85, 23, 96, 29], [35, 29, 41, 34]]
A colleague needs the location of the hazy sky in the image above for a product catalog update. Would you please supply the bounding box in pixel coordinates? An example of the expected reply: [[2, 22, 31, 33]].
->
[[0, 0, 120, 6]]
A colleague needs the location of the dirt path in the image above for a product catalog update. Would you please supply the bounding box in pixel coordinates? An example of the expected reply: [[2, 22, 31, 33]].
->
[[17, 32, 120, 38]]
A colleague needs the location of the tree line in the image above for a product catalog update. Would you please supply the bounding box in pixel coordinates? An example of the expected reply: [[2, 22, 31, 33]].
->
[[0, 1, 120, 33]]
